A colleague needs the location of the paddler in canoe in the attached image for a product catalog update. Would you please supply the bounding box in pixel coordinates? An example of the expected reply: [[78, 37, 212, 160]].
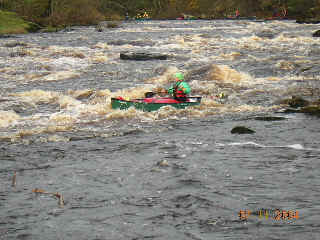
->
[[112, 72, 200, 111], [156, 72, 191, 102]]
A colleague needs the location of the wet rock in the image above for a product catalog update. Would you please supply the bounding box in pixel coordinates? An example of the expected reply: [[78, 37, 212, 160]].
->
[[109, 40, 155, 47], [182, 14, 198, 20], [108, 40, 129, 46], [312, 30, 320, 37], [279, 97, 320, 117], [0, 98, 13, 103], [301, 105, 320, 116], [96, 21, 121, 32], [296, 18, 320, 24], [311, 99, 320, 105], [0, 34, 15, 39], [231, 126, 255, 134], [96, 26, 103, 32], [9, 48, 31, 57], [69, 135, 96, 141], [186, 64, 213, 82], [254, 116, 286, 121], [280, 96, 309, 108], [156, 159, 169, 167], [4, 41, 27, 48], [16, 234, 32, 239], [122, 129, 144, 136], [282, 104, 320, 117], [11, 105, 27, 114], [59, 26, 75, 32], [167, 54, 190, 61], [298, 65, 313, 72], [106, 22, 121, 28], [281, 108, 302, 114], [120, 51, 167, 61], [295, 19, 304, 24]]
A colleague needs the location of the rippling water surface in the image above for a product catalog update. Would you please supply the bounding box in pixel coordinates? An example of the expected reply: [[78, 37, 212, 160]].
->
[[1, 20, 320, 240]]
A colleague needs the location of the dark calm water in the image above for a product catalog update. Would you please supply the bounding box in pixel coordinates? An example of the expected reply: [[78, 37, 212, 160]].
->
[[1, 20, 320, 240]]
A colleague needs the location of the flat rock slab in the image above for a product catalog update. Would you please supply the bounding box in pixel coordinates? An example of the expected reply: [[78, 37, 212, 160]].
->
[[120, 52, 168, 61], [254, 116, 287, 121]]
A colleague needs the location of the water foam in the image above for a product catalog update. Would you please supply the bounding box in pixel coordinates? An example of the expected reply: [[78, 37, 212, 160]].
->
[[217, 142, 319, 151], [0, 110, 21, 128]]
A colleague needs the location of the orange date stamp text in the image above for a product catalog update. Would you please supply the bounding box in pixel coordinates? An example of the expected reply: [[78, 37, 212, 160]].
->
[[239, 209, 299, 221]]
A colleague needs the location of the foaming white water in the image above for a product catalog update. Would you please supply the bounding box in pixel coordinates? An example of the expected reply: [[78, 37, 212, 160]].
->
[[208, 64, 254, 85], [0, 20, 319, 141], [42, 71, 80, 82], [47, 57, 88, 70], [217, 142, 320, 151], [285, 144, 304, 150], [0, 110, 21, 128], [217, 142, 265, 147]]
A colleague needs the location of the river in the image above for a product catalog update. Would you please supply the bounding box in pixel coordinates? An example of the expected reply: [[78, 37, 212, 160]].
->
[[0, 19, 320, 240]]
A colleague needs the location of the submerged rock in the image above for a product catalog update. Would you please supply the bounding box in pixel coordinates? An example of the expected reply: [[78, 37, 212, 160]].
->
[[254, 116, 286, 121], [282, 108, 302, 114], [109, 40, 155, 47], [120, 51, 167, 61], [231, 126, 255, 134]]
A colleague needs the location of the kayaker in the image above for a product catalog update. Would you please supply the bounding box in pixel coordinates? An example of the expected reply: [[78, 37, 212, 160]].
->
[[167, 72, 191, 101], [235, 9, 240, 18]]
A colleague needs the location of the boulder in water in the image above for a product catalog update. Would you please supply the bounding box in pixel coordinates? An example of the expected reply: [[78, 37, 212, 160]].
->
[[301, 104, 320, 117], [120, 51, 167, 61], [279, 97, 320, 117], [231, 126, 255, 134], [279, 96, 309, 108], [312, 30, 320, 37]]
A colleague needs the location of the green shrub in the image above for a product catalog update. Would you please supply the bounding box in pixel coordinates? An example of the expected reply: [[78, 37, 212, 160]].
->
[[0, 10, 40, 34]]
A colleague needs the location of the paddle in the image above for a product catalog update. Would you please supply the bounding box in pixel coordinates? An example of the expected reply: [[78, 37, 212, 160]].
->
[[145, 88, 167, 98], [144, 83, 186, 99]]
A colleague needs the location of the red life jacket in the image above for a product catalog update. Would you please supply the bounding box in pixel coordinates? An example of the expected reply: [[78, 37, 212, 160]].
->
[[174, 81, 186, 98], [175, 90, 186, 98]]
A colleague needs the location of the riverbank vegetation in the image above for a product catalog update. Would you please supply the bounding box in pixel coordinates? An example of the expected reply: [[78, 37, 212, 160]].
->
[[0, 10, 39, 34], [1, 0, 320, 34]]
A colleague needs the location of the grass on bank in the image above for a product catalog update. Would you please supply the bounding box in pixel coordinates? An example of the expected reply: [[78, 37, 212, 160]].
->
[[0, 10, 39, 35]]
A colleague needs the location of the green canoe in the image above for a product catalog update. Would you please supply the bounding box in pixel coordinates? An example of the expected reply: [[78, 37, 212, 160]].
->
[[111, 96, 202, 112]]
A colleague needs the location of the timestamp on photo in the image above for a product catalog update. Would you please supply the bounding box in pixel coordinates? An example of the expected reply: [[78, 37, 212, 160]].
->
[[238, 209, 299, 221]]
